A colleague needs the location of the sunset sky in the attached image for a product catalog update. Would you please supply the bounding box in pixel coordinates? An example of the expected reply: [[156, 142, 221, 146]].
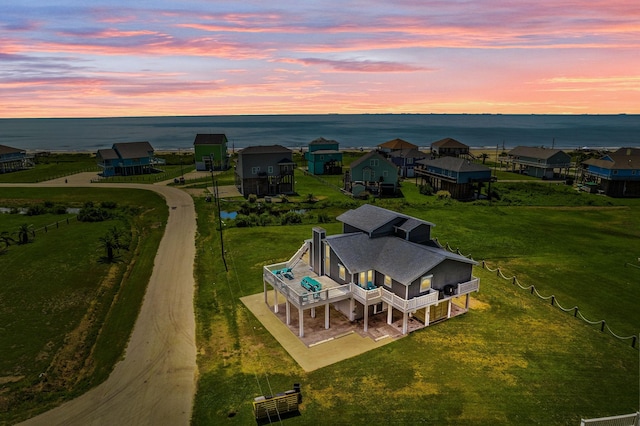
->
[[2, 1, 639, 118]]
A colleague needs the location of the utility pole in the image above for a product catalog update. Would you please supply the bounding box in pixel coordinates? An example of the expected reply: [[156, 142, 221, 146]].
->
[[210, 154, 228, 271]]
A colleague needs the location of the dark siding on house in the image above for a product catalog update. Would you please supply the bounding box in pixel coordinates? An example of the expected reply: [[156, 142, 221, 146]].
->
[[408, 260, 474, 298]]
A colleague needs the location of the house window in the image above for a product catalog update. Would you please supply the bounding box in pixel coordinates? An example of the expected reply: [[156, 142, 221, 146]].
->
[[384, 275, 392, 287], [339, 264, 346, 281], [251, 166, 260, 174], [359, 270, 373, 288], [383, 170, 388, 177], [613, 170, 618, 175], [320, 155, 324, 160], [420, 275, 432, 293], [407, 158, 414, 164], [370, 159, 379, 166], [267, 166, 273, 174], [324, 243, 331, 273]]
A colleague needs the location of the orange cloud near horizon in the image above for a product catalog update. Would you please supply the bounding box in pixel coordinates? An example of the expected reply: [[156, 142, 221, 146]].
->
[[2, 1, 640, 118]]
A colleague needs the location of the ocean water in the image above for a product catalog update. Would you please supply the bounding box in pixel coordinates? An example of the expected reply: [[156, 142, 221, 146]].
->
[[1, 114, 639, 152]]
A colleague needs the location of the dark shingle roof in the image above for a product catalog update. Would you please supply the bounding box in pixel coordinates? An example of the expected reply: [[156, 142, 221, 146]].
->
[[349, 150, 394, 169], [388, 148, 426, 159], [0, 144, 25, 155], [97, 148, 119, 160], [431, 138, 468, 149], [239, 145, 291, 155], [326, 233, 475, 284], [583, 147, 640, 170], [417, 156, 491, 173], [193, 134, 227, 145], [508, 146, 566, 160], [337, 204, 434, 234], [113, 141, 154, 159], [378, 138, 417, 150], [309, 137, 338, 145]]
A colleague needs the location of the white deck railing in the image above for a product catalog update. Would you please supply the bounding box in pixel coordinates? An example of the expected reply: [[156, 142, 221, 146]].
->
[[381, 288, 439, 312], [350, 283, 382, 304], [287, 242, 309, 268], [457, 278, 480, 295]]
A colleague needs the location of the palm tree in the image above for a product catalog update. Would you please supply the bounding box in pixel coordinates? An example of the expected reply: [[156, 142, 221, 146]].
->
[[480, 153, 490, 164], [16, 224, 33, 245], [0, 231, 14, 254], [99, 226, 129, 262]]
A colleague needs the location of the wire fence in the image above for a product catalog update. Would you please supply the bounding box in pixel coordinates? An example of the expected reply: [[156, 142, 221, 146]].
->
[[433, 237, 639, 350]]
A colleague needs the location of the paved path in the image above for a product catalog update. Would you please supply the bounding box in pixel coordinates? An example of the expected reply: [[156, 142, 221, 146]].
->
[[2, 175, 198, 425]]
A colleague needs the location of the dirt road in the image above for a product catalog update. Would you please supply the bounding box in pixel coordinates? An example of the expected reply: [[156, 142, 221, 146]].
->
[[5, 177, 198, 425]]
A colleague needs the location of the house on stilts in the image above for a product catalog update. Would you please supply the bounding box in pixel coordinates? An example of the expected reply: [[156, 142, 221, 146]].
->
[[262, 204, 479, 338]]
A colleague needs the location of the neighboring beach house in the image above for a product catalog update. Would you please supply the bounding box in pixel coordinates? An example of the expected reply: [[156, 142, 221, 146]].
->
[[580, 147, 640, 197], [377, 138, 418, 153], [344, 150, 398, 196], [305, 137, 343, 175], [235, 145, 296, 197], [388, 148, 428, 178], [504, 146, 572, 179], [96, 141, 164, 177], [430, 138, 470, 158], [193, 133, 229, 171], [262, 204, 480, 337], [0, 144, 32, 173], [415, 157, 493, 200]]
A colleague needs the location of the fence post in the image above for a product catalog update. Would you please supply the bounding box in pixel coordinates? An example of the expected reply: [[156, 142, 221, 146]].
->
[[600, 320, 606, 332], [574, 307, 578, 317], [512, 277, 517, 285], [56, 221, 59, 229], [551, 296, 555, 306], [632, 335, 637, 348], [530, 285, 535, 294], [44, 225, 47, 233]]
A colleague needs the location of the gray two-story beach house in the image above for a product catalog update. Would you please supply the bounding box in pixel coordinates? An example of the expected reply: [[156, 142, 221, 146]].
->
[[263, 204, 479, 337]]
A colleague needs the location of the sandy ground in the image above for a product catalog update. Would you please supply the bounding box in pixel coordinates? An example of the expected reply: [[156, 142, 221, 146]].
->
[[2, 174, 198, 426]]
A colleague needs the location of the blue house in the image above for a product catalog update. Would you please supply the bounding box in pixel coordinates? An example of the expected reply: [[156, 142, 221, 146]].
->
[[581, 147, 640, 197], [415, 157, 492, 200], [0, 144, 32, 174], [305, 137, 343, 175], [96, 141, 164, 177]]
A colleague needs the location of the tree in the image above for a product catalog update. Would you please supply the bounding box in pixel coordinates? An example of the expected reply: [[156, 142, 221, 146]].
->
[[0, 231, 15, 254], [99, 226, 130, 263], [480, 153, 489, 164], [16, 224, 34, 245]]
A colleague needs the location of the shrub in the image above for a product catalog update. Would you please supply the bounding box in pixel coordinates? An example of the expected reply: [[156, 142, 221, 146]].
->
[[78, 206, 112, 222], [436, 190, 451, 200], [26, 205, 46, 216], [100, 201, 118, 209], [248, 194, 258, 203], [419, 184, 434, 196], [317, 212, 331, 223], [280, 211, 302, 225]]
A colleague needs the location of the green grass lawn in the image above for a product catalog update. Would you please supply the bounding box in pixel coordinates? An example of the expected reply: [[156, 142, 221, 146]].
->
[[192, 183, 640, 424], [2, 165, 640, 424], [0, 187, 167, 424], [0, 154, 98, 183]]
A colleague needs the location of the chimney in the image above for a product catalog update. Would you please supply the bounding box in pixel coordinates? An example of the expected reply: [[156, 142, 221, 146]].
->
[[311, 227, 326, 275]]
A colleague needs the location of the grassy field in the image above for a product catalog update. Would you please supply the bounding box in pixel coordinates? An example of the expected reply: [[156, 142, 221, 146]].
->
[[192, 174, 640, 424], [2, 161, 640, 424], [0, 154, 98, 183], [0, 187, 168, 424]]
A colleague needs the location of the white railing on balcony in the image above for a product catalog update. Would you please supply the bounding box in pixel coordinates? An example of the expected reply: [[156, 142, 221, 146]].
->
[[457, 278, 480, 295], [263, 266, 351, 307], [381, 287, 439, 312], [287, 242, 309, 268], [349, 283, 382, 304]]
